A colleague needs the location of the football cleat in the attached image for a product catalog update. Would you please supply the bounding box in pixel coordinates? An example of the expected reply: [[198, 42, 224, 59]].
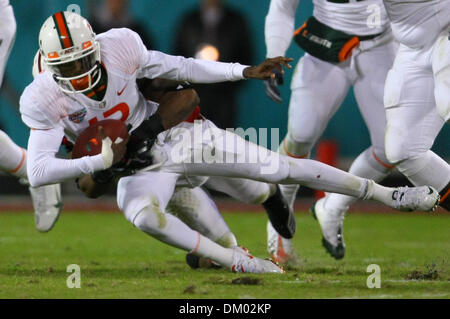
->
[[262, 185, 296, 239], [391, 186, 440, 212], [231, 246, 284, 274], [267, 221, 296, 264], [311, 197, 346, 260], [29, 183, 63, 232], [185, 253, 222, 270]]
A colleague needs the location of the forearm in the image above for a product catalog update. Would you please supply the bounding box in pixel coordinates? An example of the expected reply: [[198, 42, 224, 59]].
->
[[134, 81, 200, 139], [265, 0, 299, 58], [156, 89, 199, 129], [140, 51, 249, 83], [27, 128, 105, 187]]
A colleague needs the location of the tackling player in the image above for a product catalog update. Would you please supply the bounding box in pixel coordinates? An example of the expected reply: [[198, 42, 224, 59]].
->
[[310, 0, 450, 262], [381, 0, 450, 208], [264, 0, 399, 262], [0, 0, 61, 232], [20, 12, 439, 273]]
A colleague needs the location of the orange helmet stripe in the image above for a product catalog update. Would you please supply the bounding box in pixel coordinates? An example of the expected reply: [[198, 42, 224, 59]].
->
[[52, 12, 74, 49]]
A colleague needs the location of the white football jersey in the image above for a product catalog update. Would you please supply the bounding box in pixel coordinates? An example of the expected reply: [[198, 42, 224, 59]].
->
[[21, 28, 247, 142], [20, 28, 158, 142], [383, 0, 450, 48], [21, 28, 248, 187], [312, 0, 389, 36]]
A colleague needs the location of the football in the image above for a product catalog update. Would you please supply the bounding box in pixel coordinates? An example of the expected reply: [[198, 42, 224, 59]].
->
[[72, 119, 129, 159]]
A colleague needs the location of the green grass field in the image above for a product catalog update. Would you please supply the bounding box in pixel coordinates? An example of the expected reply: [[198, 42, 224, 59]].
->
[[0, 210, 448, 299]]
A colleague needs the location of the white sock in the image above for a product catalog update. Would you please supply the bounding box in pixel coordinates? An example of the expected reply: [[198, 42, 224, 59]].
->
[[191, 234, 234, 268], [363, 180, 397, 207], [133, 208, 234, 268], [0, 130, 27, 179], [324, 147, 392, 212]]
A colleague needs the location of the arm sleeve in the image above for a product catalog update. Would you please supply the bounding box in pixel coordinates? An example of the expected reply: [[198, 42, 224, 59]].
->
[[27, 126, 106, 187], [137, 50, 249, 83], [265, 0, 300, 58], [112, 27, 248, 83]]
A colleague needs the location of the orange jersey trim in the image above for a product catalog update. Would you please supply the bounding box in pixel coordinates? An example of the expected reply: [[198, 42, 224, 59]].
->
[[283, 139, 308, 159], [372, 151, 394, 169], [10, 148, 26, 174]]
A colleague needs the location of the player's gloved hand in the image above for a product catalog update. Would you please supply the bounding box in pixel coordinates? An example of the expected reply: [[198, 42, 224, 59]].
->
[[91, 167, 115, 185], [123, 138, 154, 172], [264, 68, 284, 103], [98, 126, 129, 169]]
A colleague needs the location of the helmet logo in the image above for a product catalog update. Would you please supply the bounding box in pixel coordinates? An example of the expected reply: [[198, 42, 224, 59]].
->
[[48, 52, 60, 59], [82, 41, 93, 49]]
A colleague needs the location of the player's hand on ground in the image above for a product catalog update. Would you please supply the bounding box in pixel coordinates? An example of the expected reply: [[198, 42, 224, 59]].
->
[[243, 57, 293, 80], [98, 126, 129, 168], [264, 68, 284, 103]]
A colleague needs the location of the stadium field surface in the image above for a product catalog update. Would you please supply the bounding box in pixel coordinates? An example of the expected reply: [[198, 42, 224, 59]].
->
[[0, 211, 448, 299]]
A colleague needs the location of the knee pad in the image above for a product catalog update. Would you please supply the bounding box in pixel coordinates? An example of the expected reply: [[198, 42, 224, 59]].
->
[[432, 31, 450, 121], [215, 232, 237, 248], [434, 70, 450, 121], [283, 131, 314, 158], [384, 128, 410, 165], [132, 203, 167, 235], [383, 68, 403, 110], [240, 181, 271, 205]]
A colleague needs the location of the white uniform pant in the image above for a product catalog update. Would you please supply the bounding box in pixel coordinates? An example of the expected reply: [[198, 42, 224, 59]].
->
[[117, 120, 368, 223], [285, 35, 398, 163], [384, 33, 450, 165]]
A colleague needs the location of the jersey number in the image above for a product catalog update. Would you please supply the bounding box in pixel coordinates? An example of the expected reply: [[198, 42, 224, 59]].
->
[[88, 103, 130, 126]]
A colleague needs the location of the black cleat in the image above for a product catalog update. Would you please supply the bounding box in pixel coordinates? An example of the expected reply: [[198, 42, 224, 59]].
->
[[262, 185, 296, 239], [186, 253, 222, 270]]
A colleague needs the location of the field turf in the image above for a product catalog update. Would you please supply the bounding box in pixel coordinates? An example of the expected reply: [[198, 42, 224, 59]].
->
[[0, 210, 448, 299]]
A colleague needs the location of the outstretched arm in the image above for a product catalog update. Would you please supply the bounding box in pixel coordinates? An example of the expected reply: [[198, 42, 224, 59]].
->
[[139, 50, 292, 83]]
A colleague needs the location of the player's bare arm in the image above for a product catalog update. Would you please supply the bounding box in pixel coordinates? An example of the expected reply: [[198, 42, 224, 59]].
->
[[243, 57, 293, 80]]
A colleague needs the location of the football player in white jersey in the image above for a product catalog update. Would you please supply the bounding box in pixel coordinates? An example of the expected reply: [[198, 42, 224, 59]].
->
[[20, 12, 439, 273], [264, 0, 399, 262], [381, 0, 450, 211], [0, 0, 61, 232], [33, 50, 294, 252], [58, 76, 292, 270]]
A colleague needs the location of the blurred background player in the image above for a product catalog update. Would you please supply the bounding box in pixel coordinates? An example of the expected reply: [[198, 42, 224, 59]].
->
[[88, 0, 153, 49], [0, 0, 61, 232], [173, 0, 253, 129], [264, 0, 399, 262], [381, 0, 450, 209]]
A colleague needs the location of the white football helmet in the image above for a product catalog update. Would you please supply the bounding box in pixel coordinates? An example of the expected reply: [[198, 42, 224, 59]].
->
[[38, 11, 101, 93]]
